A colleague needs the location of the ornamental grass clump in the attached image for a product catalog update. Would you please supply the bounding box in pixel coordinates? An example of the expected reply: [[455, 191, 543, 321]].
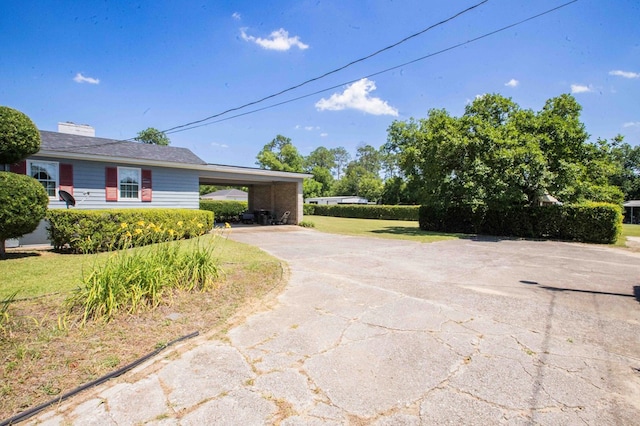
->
[[1, 291, 18, 336], [66, 238, 221, 324]]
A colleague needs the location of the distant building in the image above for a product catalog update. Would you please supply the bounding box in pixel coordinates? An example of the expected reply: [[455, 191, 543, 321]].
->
[[201, 189, 248, 202], [623, 200, 640, 224], [305, 196, 368, 205], [538, 193, 562, 206]]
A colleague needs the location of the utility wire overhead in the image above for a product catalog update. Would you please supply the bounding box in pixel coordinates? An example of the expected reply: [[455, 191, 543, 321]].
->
[[149, 0, 490, 137], [164, 0, 579, 136]]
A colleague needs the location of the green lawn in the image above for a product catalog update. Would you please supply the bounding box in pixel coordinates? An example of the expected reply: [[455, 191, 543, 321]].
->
[[618, 223, 640, 247], [306, 215, 640, 248], [305, 215, 461, 243], [621, 223, 640, 237], [0, 234, 276, 300]]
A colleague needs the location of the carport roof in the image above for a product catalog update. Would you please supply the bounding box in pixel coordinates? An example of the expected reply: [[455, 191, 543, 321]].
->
[[198, 163, 311, 186]]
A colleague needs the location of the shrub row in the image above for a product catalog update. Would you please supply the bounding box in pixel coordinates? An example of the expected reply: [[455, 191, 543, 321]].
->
[[47, 209, 214, 253], [303, 204, 316, 215], [306, 204, 420, 221], [419, 203, 622, 244], [200, 200, 248, 222]]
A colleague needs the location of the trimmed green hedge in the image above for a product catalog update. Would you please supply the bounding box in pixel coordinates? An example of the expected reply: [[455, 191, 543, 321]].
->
[[47, 209, 214, 253], [308, 204, 420, 221], [200, 200, 248, 222], [303, 204, 316, 215], [419, 202, 622, 244]]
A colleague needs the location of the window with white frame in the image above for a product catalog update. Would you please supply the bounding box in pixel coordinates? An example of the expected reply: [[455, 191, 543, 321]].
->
[[118, 167, 141, 200], [28, 160, 58, 197]]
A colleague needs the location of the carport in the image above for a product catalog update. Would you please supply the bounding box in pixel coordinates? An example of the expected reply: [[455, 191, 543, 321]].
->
[[196, 163, 312, 224]]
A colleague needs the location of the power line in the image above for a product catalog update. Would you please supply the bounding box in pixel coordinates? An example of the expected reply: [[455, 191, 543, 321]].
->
[[165, 0, 579, 135], [153, 0, 490, 136]]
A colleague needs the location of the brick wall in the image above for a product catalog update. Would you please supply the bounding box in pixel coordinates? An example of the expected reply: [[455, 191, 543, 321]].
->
[[248, 182, 303, 224]]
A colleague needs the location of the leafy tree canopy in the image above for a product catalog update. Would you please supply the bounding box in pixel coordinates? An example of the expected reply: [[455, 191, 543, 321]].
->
[[603, 135, 640, 201], [134, 127, 171, 145], [305, 146, 336, 172], [256, 135, 304, 172], [385, 93, 623, 209], [331, 147, 351, 179], [0, 106, 41, 165], [333, 163, 383, 202], [354, 144, 382, 176]]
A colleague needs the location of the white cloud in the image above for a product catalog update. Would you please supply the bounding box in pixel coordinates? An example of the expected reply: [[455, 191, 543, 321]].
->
[[320, 133, 328, 137], [609, 70, 639, 79], [232, 12, 241, 20], [571, 84, 592, 94], [240, 28, 308, 51], [73, 73, 99, 84], [296, 125, 320, 131], [211, 142, 229, 149], [315, 78, 398, 116], [623, 122, 640, 128], [465, 93, 487, 105], [505, 78, 519, 87]]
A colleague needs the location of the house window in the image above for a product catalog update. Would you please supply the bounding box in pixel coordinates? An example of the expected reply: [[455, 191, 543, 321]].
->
[[118, 167, 141, 200], [28, 160, 58, 197]]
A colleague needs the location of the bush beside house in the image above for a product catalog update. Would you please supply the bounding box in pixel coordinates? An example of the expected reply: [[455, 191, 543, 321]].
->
[[0, 106, 49, 259], [0, 172, 49, 258], [47, 209, 214, 253]]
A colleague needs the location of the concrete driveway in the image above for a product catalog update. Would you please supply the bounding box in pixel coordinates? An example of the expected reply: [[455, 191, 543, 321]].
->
[[32, 227, 640, 425]]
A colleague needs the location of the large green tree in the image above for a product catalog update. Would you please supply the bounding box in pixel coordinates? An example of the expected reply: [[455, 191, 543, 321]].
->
[[134, 127, 171, 145], [0, 106, 49, 259], [305, 146, 336, 171], [333, 162, 383, 202], [304, 146, 335, 197], [330, 147, 351, 179], [602, 135, 640, 200], [256, 135, 304, 172], [385, 93, 622, 210], [354, 144, 382, 176]]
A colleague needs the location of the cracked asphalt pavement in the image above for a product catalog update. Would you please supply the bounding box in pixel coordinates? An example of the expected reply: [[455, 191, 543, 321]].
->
[[31, 226, 640, 425]]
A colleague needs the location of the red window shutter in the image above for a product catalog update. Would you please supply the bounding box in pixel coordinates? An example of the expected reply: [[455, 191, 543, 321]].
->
[[10, 161, 26, 174], [105, 167, 118, 201], [141, 169, 152, 202], [59, 163, 73, 196]]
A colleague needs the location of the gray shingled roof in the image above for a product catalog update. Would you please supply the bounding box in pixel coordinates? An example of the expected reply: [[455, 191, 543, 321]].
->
[[39, 130, 207, 165]]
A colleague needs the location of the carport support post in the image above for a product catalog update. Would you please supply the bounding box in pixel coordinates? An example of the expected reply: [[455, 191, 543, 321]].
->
[[296, 180, 303, 224]]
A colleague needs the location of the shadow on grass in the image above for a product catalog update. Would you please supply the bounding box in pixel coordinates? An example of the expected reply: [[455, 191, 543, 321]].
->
[[369, 226, 466, 239], [369, 226, 516, 242], [2, 251, 42, 260]]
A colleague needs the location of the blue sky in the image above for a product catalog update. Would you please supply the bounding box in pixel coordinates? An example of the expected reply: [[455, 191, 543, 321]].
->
[[1, 0, 639, 168]]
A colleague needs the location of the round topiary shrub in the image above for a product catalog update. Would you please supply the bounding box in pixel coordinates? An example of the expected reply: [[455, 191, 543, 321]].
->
[[0, 171, 49, 258], [0, 106, 41, 165]]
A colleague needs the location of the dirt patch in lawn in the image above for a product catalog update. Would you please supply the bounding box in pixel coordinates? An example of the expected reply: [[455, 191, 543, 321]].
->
[[0, 259, 286, 421]]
